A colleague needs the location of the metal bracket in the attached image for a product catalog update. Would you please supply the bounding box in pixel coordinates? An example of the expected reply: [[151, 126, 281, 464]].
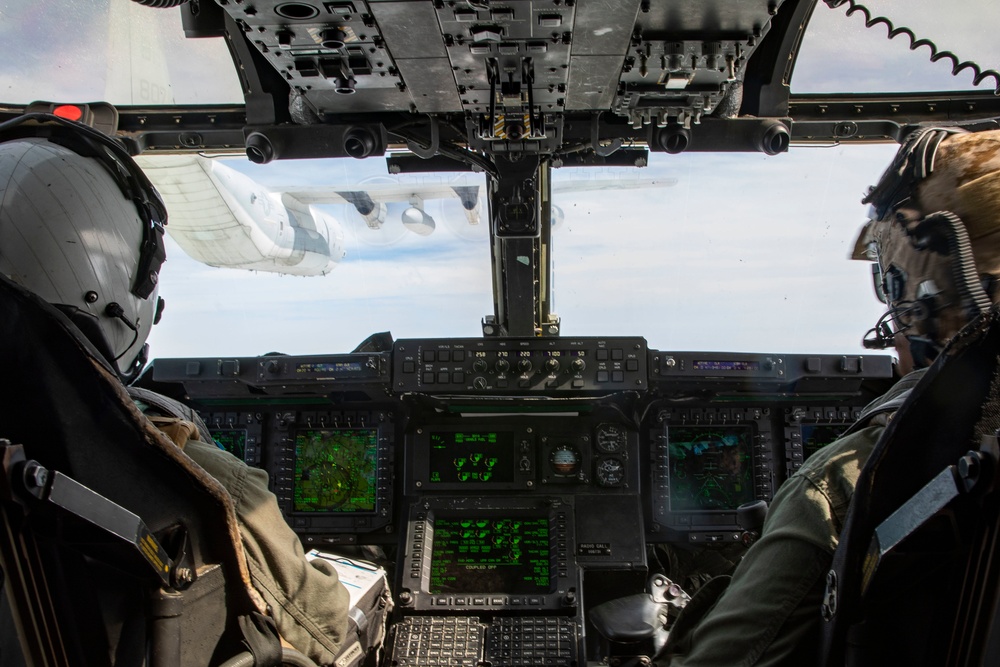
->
[[0, 441, 183, 589]]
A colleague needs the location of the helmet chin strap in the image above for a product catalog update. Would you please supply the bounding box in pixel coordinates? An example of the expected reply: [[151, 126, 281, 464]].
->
[[52, 304, 148, 384], [119, 342, 149, 385]]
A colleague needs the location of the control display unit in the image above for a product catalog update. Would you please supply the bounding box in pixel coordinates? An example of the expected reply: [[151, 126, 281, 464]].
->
[[651, 407, 775, 542], [400, 497, 576, 612], [429, 514, 551, 595]]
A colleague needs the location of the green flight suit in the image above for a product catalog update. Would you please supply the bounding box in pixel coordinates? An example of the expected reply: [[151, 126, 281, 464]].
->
[[663, 370, 924, 666], [185, 439, 351, 665]]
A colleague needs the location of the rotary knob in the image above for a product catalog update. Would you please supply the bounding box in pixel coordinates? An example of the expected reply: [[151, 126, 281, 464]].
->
[[473, 376, 488, 390], [472, 359, 488, 373], [545, 358, 561, 373], [570, 358, 586, 373], [517, 358, 533, 373], [495, 358, 510, 373]]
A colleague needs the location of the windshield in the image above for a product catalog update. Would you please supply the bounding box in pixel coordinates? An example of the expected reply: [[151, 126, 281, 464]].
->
[[0, 0, 995, 361], [145, 146, 894, 358]]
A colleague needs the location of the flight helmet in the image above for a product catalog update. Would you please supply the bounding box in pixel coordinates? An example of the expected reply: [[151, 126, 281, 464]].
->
[[853, 127, 1000, 367], [0, 114, 167, 382]]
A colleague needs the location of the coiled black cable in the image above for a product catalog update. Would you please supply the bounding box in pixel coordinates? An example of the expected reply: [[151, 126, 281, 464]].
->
[[824, 0, 1000, 95]]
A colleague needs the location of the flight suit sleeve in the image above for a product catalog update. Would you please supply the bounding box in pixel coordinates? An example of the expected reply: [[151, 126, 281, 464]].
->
[[663, 425, 883, 667], [184, 439, 351, 665]]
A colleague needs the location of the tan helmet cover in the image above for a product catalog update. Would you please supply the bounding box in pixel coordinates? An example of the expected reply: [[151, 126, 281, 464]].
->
[[852, 129, 1000, 344]]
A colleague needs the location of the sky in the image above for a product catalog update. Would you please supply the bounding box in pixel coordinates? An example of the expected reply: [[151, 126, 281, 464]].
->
[[1, 0, 996, 361]]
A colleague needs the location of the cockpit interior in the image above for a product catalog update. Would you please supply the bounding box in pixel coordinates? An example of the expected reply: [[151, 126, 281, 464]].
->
[[2, 0, 1000, 665]]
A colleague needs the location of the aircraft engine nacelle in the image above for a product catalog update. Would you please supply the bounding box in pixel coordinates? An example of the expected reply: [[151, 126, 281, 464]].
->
[[463, 197, 482, 225], [361, 201, 388, 229], [254, 205, 346, 275], [402, 206, 436, 236], [301, 206, 346, 273]]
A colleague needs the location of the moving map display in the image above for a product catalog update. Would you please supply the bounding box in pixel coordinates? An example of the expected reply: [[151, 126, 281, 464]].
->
[[293, 428, 379, 512], [666, 425, 754, 511], [429, 514, 552, 595]]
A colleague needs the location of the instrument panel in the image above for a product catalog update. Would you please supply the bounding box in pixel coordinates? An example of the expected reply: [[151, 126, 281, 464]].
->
[[149, 337, 894, 547], [146, 335, 894, 652]]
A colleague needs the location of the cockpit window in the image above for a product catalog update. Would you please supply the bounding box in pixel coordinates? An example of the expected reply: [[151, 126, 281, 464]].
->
[[793, 0, 1000, 93], [145, 145, 897, 359], [0, 0, 242, 106]]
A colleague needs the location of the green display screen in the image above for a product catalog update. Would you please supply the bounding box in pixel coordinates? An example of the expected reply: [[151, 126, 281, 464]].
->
[[667, 424, 755, 511], [429, 515, 552, 595], [428, 431, 514, 484], [293, 428, 378, 512], [212, 428, 246, 460]]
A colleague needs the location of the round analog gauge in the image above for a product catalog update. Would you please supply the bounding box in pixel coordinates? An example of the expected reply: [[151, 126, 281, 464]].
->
[[549, 444, 581, 476], [595, 424, 627, 454], [596, 457, 625, 487]]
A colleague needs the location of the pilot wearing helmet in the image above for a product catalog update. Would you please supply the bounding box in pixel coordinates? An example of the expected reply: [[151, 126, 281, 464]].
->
[[0, 115, 351, 665], [660, 128, 1000, 666]]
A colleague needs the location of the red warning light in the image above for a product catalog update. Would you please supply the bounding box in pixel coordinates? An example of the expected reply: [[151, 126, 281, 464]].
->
[[52, 104, 84, 122]]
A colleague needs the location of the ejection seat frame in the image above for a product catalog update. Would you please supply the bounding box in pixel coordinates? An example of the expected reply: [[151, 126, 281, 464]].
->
[[0, 439, 193, 667]]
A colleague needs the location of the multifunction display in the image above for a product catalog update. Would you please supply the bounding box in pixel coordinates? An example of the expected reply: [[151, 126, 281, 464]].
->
[[427, 431, 515, 485], [665, 424, 755, 511], [650, 407, 775, 543], [292, 428, 379, 513], [410, 426, 534, 491]]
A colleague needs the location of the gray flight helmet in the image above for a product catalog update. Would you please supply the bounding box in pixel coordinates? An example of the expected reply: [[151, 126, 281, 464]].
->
[[0, 115, 167, 381]]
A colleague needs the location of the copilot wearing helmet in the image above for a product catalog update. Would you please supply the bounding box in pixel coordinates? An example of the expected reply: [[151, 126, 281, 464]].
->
[[0, 115, 352, 664], [853, 127, 1000, 370], [0, 114, 166, 383], [661, 127, 1000, 667]]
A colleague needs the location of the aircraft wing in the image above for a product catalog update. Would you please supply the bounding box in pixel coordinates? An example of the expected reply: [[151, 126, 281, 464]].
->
[[280, 183, 475, 207], [280, 172, 677, 206], [135, 155, 251, 268], [137, 155, 342, 275], [551, 176, 678, 193]]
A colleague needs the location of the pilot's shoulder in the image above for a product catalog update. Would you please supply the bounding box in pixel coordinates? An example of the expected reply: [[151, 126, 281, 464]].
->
[[185, 437, 271, 504]]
